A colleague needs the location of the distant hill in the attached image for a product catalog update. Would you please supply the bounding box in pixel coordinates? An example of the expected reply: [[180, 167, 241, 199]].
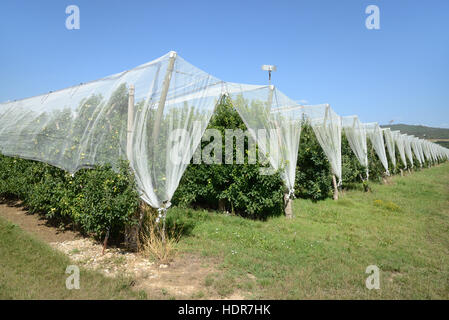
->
[[380, 124, 449, 148]]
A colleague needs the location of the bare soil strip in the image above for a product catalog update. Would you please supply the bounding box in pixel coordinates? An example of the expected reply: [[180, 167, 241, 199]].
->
[[0, 200, 245, 299]]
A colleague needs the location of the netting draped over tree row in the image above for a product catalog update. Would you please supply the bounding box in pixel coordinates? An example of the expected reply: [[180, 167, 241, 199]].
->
[[230, 85, 303, 196], [303, 104, 342, 184], [391, 130, 408, 168], [410, 136, 423, 167], [1, 51, 448, 210], [403, 134, 415, 168], [364, 122, 389, 175], [342, 115, 368, 175], [383, 128, 396, 170], [0, 52, 266, 209], [422, 141, 433, 163], [415, 137, 424, 165]]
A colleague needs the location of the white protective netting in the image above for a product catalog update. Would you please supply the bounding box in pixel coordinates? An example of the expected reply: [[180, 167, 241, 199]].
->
[[403, 134, 414, 168], [410, 136, 423, 167], [1, 50, 448, 210], [417, 139, 426, 164], [391, 130, 407, 168], [422, 140, 433, 163], [364, 122, 389, 175], [303, 104, 342, 184], [0, 52, 268, 210], [229, 86, 303, 196], [382, 128, 396, 170], [342, 115, 368, 175]]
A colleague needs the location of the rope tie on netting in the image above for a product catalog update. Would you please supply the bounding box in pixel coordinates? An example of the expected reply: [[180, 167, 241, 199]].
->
[[155, 201, 171, 224], [337, 178, 342, 187], [287, 188, 295, 200]]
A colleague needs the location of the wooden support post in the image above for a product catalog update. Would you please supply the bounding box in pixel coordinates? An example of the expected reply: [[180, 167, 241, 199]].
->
[[284, 193, 293, 219], [151, 51, 177, 144], [127, 84, 135, 164], [332, 175, 339, 200], [124, 85, 139, 251]]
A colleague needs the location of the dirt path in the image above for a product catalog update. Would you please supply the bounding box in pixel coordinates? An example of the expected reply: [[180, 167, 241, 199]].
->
[[0, 200, 246, 300], [0, 200, 81, 242]]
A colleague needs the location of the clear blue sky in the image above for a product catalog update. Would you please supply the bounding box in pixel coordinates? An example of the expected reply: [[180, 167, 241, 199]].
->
[[1, 0, 448, 127]]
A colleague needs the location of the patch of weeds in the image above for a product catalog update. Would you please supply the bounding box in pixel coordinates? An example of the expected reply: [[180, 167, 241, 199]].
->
[[204, 274, 214, 287], [70, 248, 81, 254], [112, 256, 126, 265], [373, 199, 401, 212], [6, 223, 17, 233], [137, 290, 147, 300], [161, 288, 168, 296], [336, 199, 354, 207], [213, 275, 236, 297], [257, 278, 270, 288], [378, 237, 394, 248], [192, 291, 205, 299], [379, 263, 401, 273], [238, 281, 254, 291]]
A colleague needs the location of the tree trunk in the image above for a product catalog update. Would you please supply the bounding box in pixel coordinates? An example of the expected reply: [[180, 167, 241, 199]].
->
[[102, 229, 110, 255], [332, 175, 339, 200], [400, 169, 404, 177], [218, 199, 226, 212], [284, 193, 293, 219], [124, 224, 138, 251], [125, 202, 146, 252]]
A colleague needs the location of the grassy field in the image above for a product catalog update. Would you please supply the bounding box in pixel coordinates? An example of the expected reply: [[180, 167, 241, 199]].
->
[[177, 162, 449, 299], [1, 163, 448, 299], [0, 217, 146, 299]]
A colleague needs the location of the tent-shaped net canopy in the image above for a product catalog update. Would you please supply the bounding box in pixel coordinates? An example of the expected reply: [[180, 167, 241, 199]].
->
[[302, 104, 342, 184], [229, 86, 304, 196], [364, 122, 389, 175], [422, 141, 429, 162], [0, 51, 315, 208], [402, 134, 414, 168], [382, 128, 396, 170], [391, 130, 407, 168], [0, 52, 275, 209], [1, 50, 449, 210], [416, 138, 426, 165], [422, 140, 434, 163], [342, 115, 368, 174], [409, 136, 423, 167]]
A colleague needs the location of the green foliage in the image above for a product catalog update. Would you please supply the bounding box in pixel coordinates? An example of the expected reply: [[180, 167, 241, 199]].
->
[[71, 162, 139, 240], [367, 140, 385, 182], [173, 96, 285, 219], [4, 86, 442, 231], [0, 153, 139, 241], [294, 123, 332, 201], [341, 133, 366, 184]]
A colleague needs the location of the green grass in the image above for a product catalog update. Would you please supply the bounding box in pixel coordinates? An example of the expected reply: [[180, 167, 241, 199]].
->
[[1, 163, 448, 299], [177, 163, 449, 299], [0, 218, 146, 299]]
